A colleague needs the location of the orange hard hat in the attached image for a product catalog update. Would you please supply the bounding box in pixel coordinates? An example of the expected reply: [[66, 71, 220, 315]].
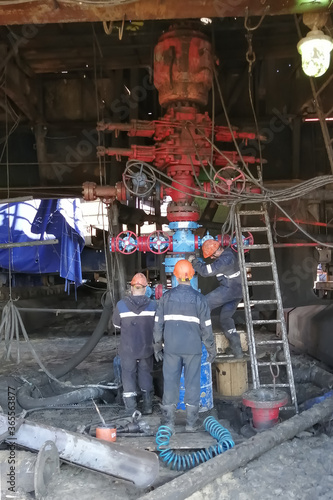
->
[[131, 273, 148, 287], [173, 260, 195, 281], [202, 239, 220, 258]]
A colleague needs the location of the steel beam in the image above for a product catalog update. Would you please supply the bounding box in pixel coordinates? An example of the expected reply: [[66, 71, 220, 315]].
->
[[0, 1, 331, 26]]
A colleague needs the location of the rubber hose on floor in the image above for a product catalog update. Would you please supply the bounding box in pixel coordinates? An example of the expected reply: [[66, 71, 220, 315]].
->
[[17, 292, 113, 409], [17, 385, 104, 410], [155, 416, 235, 471]]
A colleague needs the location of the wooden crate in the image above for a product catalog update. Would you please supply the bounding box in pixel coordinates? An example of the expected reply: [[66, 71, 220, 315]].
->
[[215, 359, 248, 397]]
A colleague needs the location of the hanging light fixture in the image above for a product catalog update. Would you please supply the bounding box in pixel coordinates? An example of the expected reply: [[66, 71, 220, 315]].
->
[[297, 28, 333, 78]]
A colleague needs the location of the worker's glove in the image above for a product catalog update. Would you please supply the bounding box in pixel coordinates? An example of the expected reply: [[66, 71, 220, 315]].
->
[[207, 351, 217, 364], [154, 350, 163, 362], [187, 255, 195, 263]]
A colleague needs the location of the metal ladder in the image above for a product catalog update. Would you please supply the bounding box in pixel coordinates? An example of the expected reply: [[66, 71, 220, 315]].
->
[[235, 203, 298, 413]]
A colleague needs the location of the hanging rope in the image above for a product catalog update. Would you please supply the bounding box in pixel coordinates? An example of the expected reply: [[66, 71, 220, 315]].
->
[[244, 7, 270, 181], [103, 20, 113, 35]]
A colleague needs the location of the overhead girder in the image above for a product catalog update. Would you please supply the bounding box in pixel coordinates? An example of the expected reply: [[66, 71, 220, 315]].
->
[[0, 0, 331, 26]]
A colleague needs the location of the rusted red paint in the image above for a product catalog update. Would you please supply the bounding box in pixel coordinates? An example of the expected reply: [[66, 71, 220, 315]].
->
[[98, 100, 261, 206], [0, 0, 331, 26], [154, 28, 212, 107]]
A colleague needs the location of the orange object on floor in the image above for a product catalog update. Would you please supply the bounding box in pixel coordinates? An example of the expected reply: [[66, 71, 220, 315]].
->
[[96, 426, 117, 442]]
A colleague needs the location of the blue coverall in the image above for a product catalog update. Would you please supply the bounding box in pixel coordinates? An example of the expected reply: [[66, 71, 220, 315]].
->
[[192, 247, 243, 334], [153, 284, 215, 407], [112, 295, 156, 395]]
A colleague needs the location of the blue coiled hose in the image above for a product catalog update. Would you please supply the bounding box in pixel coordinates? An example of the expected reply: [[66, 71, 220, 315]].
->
[[155, 416, 235, 471]]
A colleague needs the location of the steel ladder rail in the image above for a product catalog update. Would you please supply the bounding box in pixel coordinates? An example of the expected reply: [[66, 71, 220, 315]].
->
[[235, 203, 298, 413], [309, 73, 333, 175]]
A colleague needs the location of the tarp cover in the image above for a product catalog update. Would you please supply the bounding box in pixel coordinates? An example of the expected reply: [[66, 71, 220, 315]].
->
[[0, 199, 85, 290]]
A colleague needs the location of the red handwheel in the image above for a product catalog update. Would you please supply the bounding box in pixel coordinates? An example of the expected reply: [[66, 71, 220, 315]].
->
[[213, 166, 246, 195], [116, 231, 138, 254]]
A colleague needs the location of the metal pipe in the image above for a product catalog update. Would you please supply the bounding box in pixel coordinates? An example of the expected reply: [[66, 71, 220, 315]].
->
[[0, 239, 58, 249], [1, 415, 159, 489], [0, 196, 33, 204], [17, 308, 103, 314], [141, 395, 333, 500], [292, 362, 333, 389]]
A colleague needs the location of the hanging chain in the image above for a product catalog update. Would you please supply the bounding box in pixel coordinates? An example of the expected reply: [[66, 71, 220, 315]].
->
[[244, 5, 270, 73], [245, 32, 256, 74]]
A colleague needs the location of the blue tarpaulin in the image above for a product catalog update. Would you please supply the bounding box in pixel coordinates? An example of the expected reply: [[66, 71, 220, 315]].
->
[[0, 199, 85, 290]]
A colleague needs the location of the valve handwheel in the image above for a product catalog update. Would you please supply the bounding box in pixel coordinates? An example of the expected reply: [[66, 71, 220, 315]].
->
[[213, 166, 246, 195], [148, 230, 171, 254], [231, 231, 254, 253], [116, 231, 138, 254], [123, 160, 156, 197]]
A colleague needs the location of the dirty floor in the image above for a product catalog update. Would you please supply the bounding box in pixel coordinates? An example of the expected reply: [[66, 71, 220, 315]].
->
[[0, 315, 332, 500]]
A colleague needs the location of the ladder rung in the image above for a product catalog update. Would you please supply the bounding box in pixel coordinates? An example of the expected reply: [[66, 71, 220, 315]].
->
[[237, 210, 264, 215], [237, 204, 297, 414], [247, 262, 272, 267], [247, 280, 275, 286], [280, 406, 296, 412], [247, 244, 270, 249], [256, 340, 284, 345], [250, 300, 277, 305], [260, 383, 290, 388], [241, 227, 268, 232], [252, 319, 281, 324], [257, 361, 287, 366]]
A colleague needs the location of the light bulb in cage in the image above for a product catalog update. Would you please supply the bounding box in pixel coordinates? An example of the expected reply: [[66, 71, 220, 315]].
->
[[297, 29, 333, 78]]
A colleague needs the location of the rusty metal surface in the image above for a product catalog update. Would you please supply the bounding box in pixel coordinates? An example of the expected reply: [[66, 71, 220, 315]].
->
[[154, 28, 212, 107], [0, 0, 331, 26]]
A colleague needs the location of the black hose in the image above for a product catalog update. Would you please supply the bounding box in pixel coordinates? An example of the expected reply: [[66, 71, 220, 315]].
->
[[17, 292, 113, 409], [17, 385, 105, 410], [52, 291, 112, 379]]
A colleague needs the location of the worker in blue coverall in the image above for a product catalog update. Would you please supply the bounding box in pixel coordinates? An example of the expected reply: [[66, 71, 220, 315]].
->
[[112, 273, 156, 415], [153, 260, 216, 433], [189, 239, 243, 359]]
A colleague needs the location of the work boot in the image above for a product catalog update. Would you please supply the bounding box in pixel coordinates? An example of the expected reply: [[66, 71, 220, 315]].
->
[[225, 329, 243, 359], [185, 404, 200, 432], [160, 404, 176, 434], [123, 394, 137, 416], [141, 390, 153, 415]]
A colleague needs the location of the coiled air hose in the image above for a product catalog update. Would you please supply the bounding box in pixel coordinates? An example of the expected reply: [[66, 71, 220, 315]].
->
[[155, 416, 234, 471]]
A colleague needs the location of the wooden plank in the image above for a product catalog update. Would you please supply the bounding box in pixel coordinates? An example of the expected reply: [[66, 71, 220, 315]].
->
[[116, 431, 217, 451]]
